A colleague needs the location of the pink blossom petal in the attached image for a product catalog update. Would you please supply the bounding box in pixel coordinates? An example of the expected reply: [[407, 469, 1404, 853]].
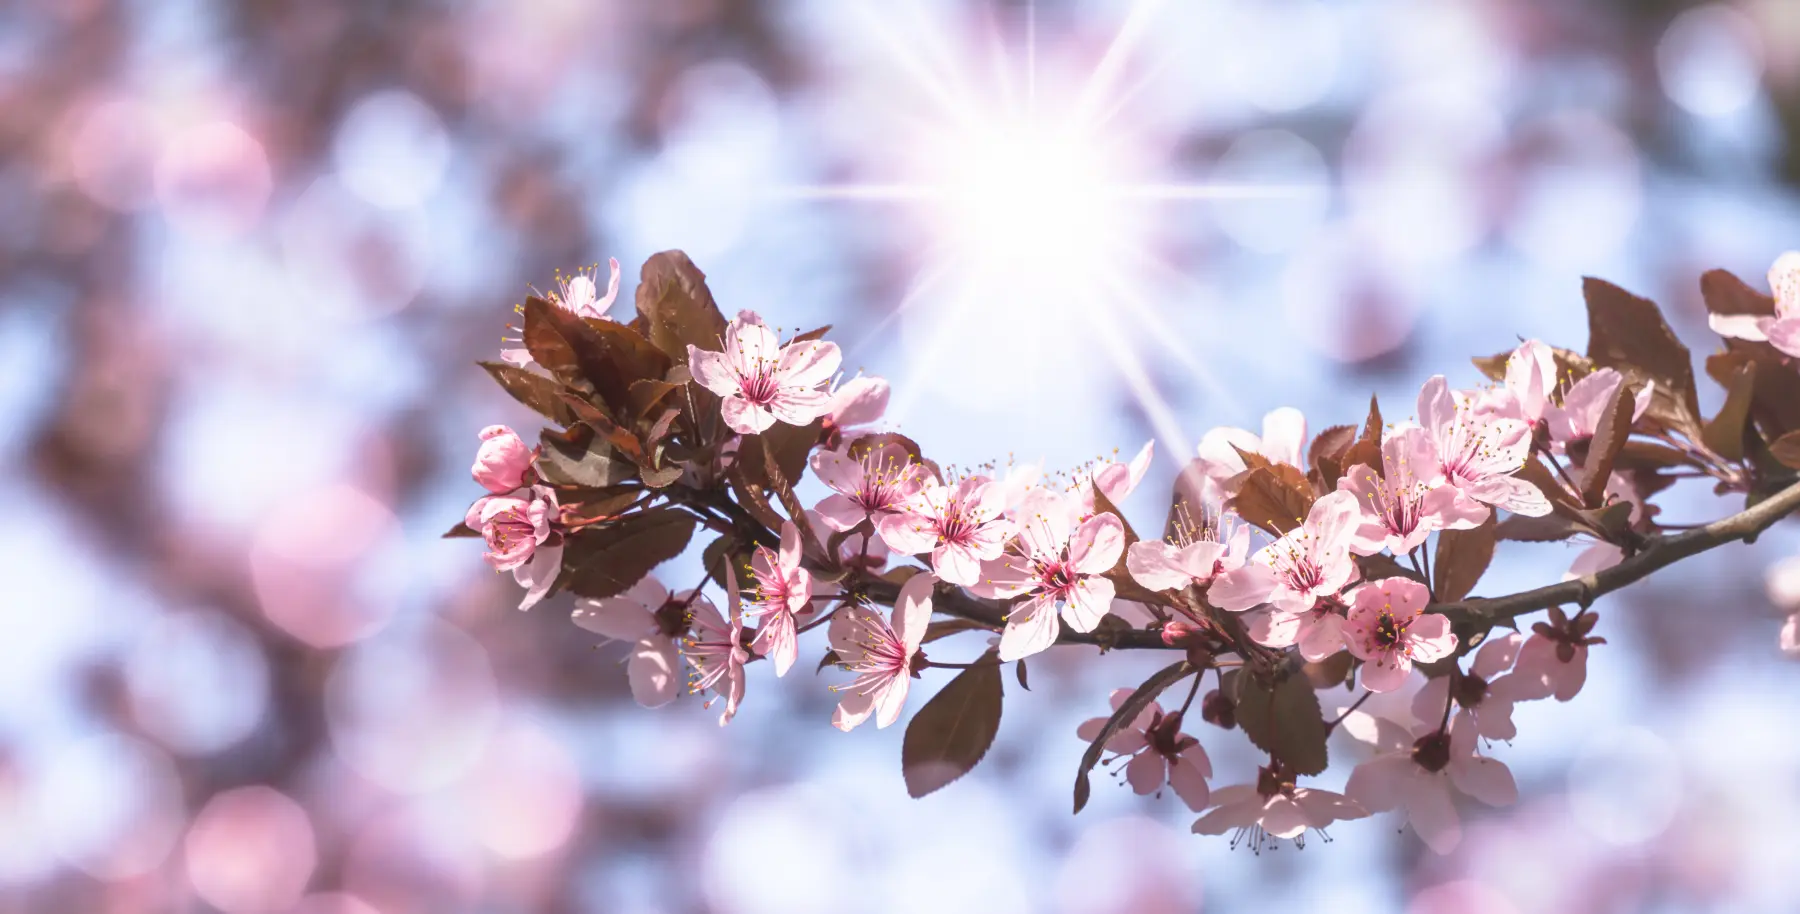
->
[[1126, 540, 1196, 592], [721, 396, 777, 435], [570, 597, 654, 641], [1451, 756, 1517, 806], [1407, 614, 1457, 664], [1207, 561, 1278, 612], [751, 610, 797, 677], [1168, 757, 1211, 811], [1061, 576, 1115, 633], [1766, 319, 1800, 359], [1191, 790, 1261, 836], [810, 450, 863, 496], [513, 541, 562, 611], [1126, 751, 1167, 795], [627, 638, 680, 708], [1296, 613, 1346, 661], [833, 689, 876, 732], [1467, 475, 1551, 517], [1247, 607, 1302, 648], [815, 494, 868, 532], [894, 571, 936, 654], [766, 387, 830, 426], [1259, 408, 1308, 467], [1417, 376, 1456, 443], [998, 595, 1061, 662], [1345, 753, 1414, 812], [932, 542, 983, 587], [872, 674, 911, 729], [1406, 779, 1463, 854], [685, 347, 739, 397], [775, 340, 842, 389], [1359, 655, 1410, 692], [875, 510, 939, 556], [1471, 631, 1524, 679], [1070, 512, 1127, 575], [1411, 675, 1450, 726], [1783, 613, 1800, 657], [1259, 795, 1311, 839], [828, 376, 889, 427]]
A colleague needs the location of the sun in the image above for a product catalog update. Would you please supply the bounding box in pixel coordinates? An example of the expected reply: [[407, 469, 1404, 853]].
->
[[780, 0, 1309, 445]]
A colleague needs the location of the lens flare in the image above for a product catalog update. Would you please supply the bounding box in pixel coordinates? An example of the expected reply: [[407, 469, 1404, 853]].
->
[[781, 0, 1315, 449]]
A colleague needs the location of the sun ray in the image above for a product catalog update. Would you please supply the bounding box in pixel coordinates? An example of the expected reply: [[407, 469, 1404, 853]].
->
[[1071, 0, 1170, 128]]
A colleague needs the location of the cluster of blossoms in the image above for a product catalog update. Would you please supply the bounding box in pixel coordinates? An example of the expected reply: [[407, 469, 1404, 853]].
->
[[458, 249, 1800, 854]]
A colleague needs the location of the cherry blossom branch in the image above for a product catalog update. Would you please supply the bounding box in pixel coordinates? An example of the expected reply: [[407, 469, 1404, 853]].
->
[[1436, 477, 1800, 632]]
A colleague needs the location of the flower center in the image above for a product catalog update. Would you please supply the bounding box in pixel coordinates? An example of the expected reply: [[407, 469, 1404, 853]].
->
[[1034, 559, 1079, 601], [1410, 730, 1452, 773], [1372, 610, 1407, 649], [654, 600, 691, 638], [738, 361, 782, 406]]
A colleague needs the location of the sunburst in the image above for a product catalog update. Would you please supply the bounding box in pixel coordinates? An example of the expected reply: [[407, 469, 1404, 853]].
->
[[777, 0, 1316, 455]]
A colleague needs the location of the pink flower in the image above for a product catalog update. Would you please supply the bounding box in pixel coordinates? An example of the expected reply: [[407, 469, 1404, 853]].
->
[[821, 375, 889, 446], [501, 258, 622, 367], [1484, 339, 1556, 426], [744, 521, 813, 677], [1710, 251, 1800, 358], [1343, 577, 1456, 692], [1417, 376, 1548, 518], [876, 476, 1016, 587], [1075, 687, 1213, 811], [1194, 407, 1308, 502], [687, 311, 842, 435], [1766, 555, 1800, 658], [1509, 605, 1602, 702], [684, 568, 749, 725], [1126, 511, 1276, 612], [805, 508, 889, 582], [827, 571, 935, 731], [1340, 426, 1487, 555], [1086, 440, 1156, 508], [572, 576, 702, 708], [1246, 601, 1348, 661], [1544, 368, 1652, 447], [809, 441, 930, 533], [1191, 765, 1365, 851], [466, 485, 563, 610], [471, 425, 534, 494], [1410, 632, 1528, 742], [976, 490, 1124, 662], [1343, 715, 1516, 855], [1247, 490, 1361, 614]]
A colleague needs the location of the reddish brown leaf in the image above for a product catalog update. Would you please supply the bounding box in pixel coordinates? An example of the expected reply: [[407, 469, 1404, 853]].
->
[[1235, 666, 1329, 777], [1578, 381, 1635, 507], [1073, 661, 1189, 813], [1434, 515, 1497, 602], [1772, 431, 1800, 470], [1582, 277, 1701, 432], [479, 361, 576, 425], [1701, 361, 1756, 462], [635, 250, 728, 364], [904, 654, 1005, 799], [1700, 268, 1776, 319], [1230, 465, 1316, 536], [561, 509, 697, 600]]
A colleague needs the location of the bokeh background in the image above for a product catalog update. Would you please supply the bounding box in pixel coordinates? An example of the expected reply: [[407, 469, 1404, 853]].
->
[[6, 0, 1800, 911]]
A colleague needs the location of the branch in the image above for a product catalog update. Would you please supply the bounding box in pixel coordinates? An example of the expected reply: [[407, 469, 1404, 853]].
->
[[1436, 478, 1800, 630], [860, 577, 1174, 651]]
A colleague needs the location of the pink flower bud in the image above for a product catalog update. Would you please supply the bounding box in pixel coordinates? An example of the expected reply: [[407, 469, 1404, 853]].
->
[[472, 425, 532, 493]]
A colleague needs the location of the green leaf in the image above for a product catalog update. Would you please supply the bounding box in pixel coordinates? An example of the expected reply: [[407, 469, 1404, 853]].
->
[[1434, 515, 1497, 602], [561, 509, 698, 600], [1234, 665, 1329, 777], [479, 361, 575, 425], [902, 652, 1005, 799], [1072, 661, 1192, 813], [634, 250, 728, 364]]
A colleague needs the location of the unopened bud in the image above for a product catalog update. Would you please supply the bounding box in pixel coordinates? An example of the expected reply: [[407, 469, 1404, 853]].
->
[[1201, 689, 1236, 730]]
